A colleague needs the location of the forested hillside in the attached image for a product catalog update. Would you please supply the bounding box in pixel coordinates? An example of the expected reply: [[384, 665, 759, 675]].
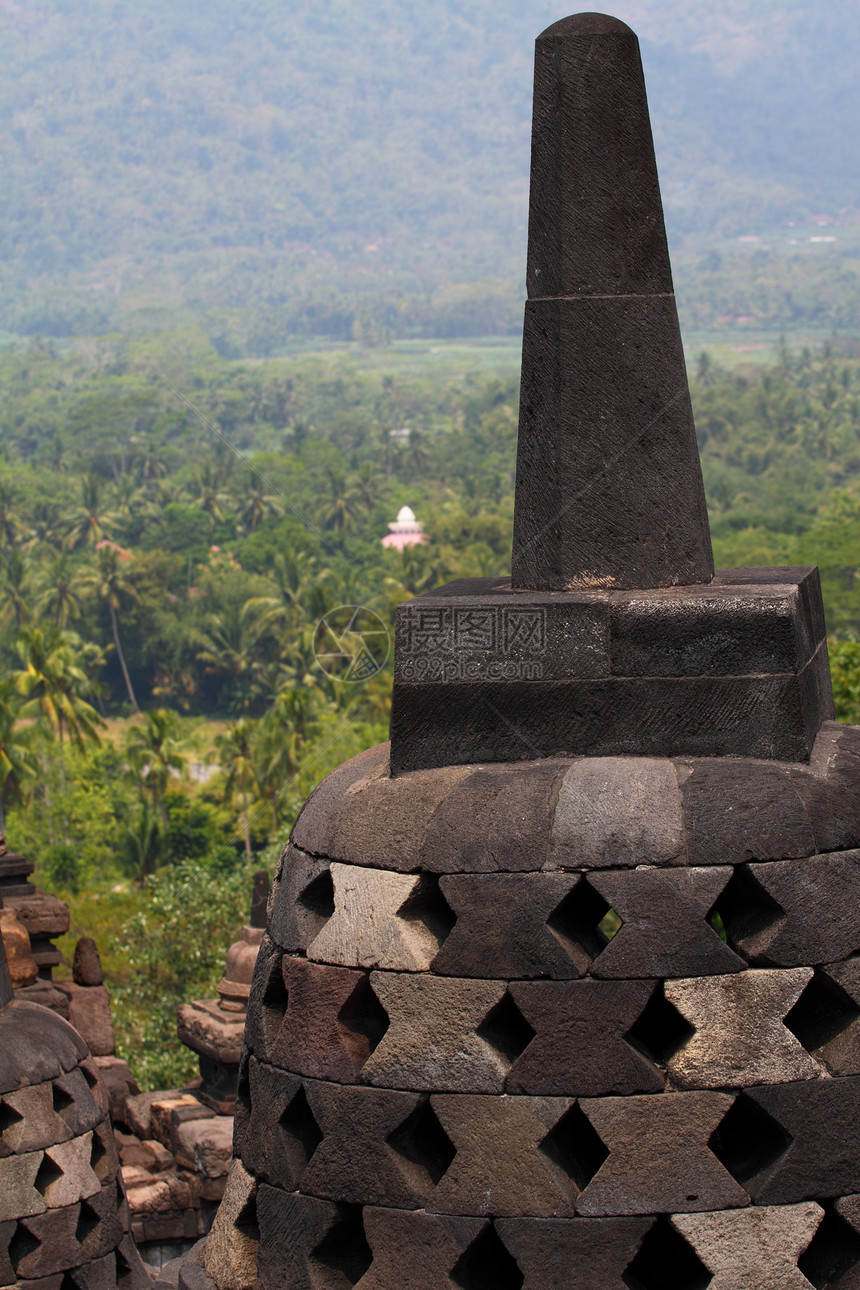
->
[[2, 0, 860, 344]]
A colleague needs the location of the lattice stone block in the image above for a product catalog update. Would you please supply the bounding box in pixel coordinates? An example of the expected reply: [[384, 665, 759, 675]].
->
[[681, 758, 815, 866], [672, 1203, 824, 1290], [430, 873, 587, 978], [427, 1094, 579, 1217], [495, 1215, 654, 1288], [356, 1207, 490, 1290], [8, 1204, 83, 1278], [300, 1083, 445, 1208], [0, 1150, 45, 1222], [362, 974, 509, 1093], [268, 846, 333, 953], [729, 853, 860, 966], [576, 1091, 749, 1216], [740, 1078, 860, 1204], [505, 979, 663, 1096], [37, 1132, 101, 1209], [587, 867, 744, 979], [256, 1186, 372, 1290], [664, 969, 820, 1088], [0, 1080, 72, 1155], [306, 865, 452, 971]]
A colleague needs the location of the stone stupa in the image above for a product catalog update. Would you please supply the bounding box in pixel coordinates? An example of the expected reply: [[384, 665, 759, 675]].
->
[[183, 14, 860, 1290]]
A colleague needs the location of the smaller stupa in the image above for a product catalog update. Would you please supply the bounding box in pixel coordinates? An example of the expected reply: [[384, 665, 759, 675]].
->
[[381, 506, 428, 552]]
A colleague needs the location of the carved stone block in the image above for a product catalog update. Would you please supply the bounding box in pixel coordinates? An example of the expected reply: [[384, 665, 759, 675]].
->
[[505, 980, 663, 1096], [39, 1132, 101, 1208], [791, 723, 860, 855], [664, 969, 820, 1088], [0, 1150, 45, 1222], [587, 867, 744, 978], [734, 854, 860, 966], [428, 1094, 577, 1217], [256, 1185, 372, 1290], [430, 873, 587, 978], [681, 759, 814, 866], [300, 1082, 439, 1208], [741, 1077, 860, 1203], [267, 847, 332, 953], [7, 1205, 82, 1278], [307, 865, 447, 971], [496, 1215, 653, 1288], [357, 1207, 489, 1289], [576, 1091, 748, 1216], [0, 1080, 71, 1154], [362, 974, 508, 1093], [672, 1202, 824, 1290]]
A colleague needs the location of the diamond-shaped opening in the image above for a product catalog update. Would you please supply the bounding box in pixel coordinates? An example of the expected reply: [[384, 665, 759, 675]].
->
[[90, 1125, 111, 1181], [299, 868, 336, 927], [785, 971, 860, 1061], [8, 1222, 40, 1271], [710, 867, 784, 958], [539, 1103, 608, 1194], [547, 878, 616, 960], [0, 1097, 23, 1138], [386, 1097, 457, 1192], [235, 1188, 259, 1241], [452, 1224, 524, 1290], [311, 1204, 373, 1288], [798, 1205, 860, 1289], [397, 872, 457, 947], [115, 1245, 136, 1290], [623, 1217, 712, 1290], [236, 1054, 251, 1115], [278, 1086, 323, 1178], [707, 909, 728, 942], [60, 1276, 78, 1290], [338, 976, 390, 1054], [261, 954, 289, 1049], [52, 1080, 75, 1120], [708, 1093, 792, 1186], [76, 1198, 101, 1245], [80, 1061, 100, 1090], [34, 1151, 64, 1197], [626, 984, 694, 1066], [477, 993, 536, 1065]]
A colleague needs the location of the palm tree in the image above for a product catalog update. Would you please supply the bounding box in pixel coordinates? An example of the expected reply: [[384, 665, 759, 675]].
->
[[26, 500, 65, 553], [14, 626, 103, 749], [242, 550, 321, 636], [194, 461, 232, 532], [215, 719, 259, 859], [319, 467, 363, 533], [0, 482, 25, 552], [120, 802, 163, 885], [125, 709, 190, 828], [0, 551, 31, 629], [192, 606, 267, 713], [0, 678, 37, 832], [78, 545, 140, 711], [237, 475, 283, 534], [67, 475, 121, 550], [34, 553, 85, 628]]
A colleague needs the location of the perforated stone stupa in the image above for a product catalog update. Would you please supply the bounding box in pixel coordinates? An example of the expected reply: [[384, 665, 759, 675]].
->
[[178, 13, 860, 1290]]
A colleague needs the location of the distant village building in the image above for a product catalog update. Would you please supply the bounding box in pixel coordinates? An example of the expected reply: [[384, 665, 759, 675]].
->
[[381, 504, 428, 551]]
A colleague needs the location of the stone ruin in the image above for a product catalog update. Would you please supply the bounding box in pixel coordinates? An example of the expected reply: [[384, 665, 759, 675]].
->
[[5, 10, 860, 1290]]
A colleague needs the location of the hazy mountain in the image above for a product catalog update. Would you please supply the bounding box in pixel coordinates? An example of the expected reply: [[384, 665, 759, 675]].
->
[[1, 0, 858, 339]]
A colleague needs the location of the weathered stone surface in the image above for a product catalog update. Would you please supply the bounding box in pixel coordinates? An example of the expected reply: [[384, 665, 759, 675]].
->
[[496, 1215, 653, 1289], [256, 1187, 374, 1290], [92, 1056, 139, 1127], [56, 983, 115, 1056], [174, 1116, 233, 1180], [75, 1178, 126, 1261], [733, 854, 860, 966], [7, 1205, 82, 1277], [0, 1079, 71, 1154], [0, 1150, 45, 1221], [681, 758, 815, 866], [203, 1159, 258, 1290], [588, 866, 744, 978], [290, 742, 392, 857], [800, 959, 860, 1077], [419, 759, 566, 873], [428, 1094, 577, 1217], [742, 1078, 860, 1203], [357, 1208, 489, 1290], [0, 1002, 88, 1095], [301, 1082, 437, 1208], [177, 998, 246, 1066], [0, 1218, 15, 1286], [362, 974, 508, 1093], [791, 723, 860, 854], [672, 1203, 823, 1289], [0, 936, 12, 1010], [89, 1119, 120, 1186], [248, 952, 384, 1083], [38, 1132, 102, 1208], [238, 1060, 304, 1186], [664, 968, 820, 1088], [576, 1091, 748, 1216], [51, 1066, 104, 1138], [267, 846, 333, 952], [150, 1094, 202, 1150], [506, 980, 662, 1096], [550, 758, 686, 869], [124, 1088, 179, 1141], [431, 873, 587, 978], [72, 937, 103, 987], [307, 864, 448, 971]]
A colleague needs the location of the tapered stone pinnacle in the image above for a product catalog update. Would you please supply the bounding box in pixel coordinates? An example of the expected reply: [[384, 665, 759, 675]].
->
[[511, 12, 714, 591]]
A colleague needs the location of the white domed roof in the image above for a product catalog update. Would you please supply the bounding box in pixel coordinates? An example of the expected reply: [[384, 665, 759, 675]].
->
[[397, 505, 417, 523]]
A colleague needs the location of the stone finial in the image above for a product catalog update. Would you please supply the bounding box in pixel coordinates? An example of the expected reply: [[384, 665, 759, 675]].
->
[[73, 935, 104, 986], [511, 12, 713, 591]]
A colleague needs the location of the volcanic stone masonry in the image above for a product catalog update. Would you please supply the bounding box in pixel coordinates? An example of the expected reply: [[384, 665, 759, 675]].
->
[[119, 12, 860, 1290]]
